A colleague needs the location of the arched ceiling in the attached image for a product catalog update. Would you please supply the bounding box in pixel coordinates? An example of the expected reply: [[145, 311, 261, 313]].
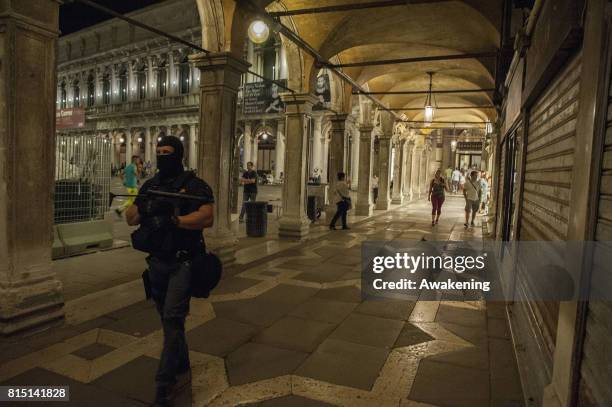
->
[[257, 0, 503, 126]]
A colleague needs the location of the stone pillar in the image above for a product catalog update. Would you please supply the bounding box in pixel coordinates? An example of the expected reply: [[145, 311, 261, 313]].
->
[[188, 123, 197, 170], [350, 128, 360, 189], [311, 114, 324, 177], [0, 0, 64, 335], [168, 50, 176, 96], [328, 115, 347, 182], [278, 93, 318, 239], [410, 146, 423, 199], [243, 122, 252, 167], [391, 139, 405, 204], [252, 136, 259, 168], [125, 130, 132, 164], [375, 111, 394, 210], [192, 52, 249, 265], [403, 141, 415, 201], [321, 136, 330, 183], [275, 120, 285, 181], [355, 125, 374, 216], [144, 127, 152, 163]]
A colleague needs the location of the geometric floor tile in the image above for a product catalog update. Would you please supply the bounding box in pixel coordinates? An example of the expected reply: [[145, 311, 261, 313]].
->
[[91, 356, 158, 405], [329, 313, 404, 349], [226, 342, 308, 386], [409, 359, 490, 407], [186, 317, 258, 357], [72, 343, 116, 361], [295, 338, 390, 391], [394, 323, 435, 348], [253, 316, 336, 353]]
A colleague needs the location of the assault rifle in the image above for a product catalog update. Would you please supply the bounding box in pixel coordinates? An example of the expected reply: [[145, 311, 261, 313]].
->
[[109, 190, 213, 206]]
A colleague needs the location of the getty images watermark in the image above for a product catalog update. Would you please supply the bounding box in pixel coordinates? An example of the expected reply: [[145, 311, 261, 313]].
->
[[361, 240, 612, 302]]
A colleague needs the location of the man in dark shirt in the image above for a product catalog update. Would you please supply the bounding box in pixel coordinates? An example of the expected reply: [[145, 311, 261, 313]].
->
[[239, 161, 258, 223], [125, 135, 214, 407]]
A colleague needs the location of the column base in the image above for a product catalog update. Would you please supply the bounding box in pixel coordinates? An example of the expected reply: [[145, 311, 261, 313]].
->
[[375, 199, 390, 211], [205, 231, 238, 267], [354, 203, 373, 216], [278, 216, 310, 239], [0, 276, 65, 336]]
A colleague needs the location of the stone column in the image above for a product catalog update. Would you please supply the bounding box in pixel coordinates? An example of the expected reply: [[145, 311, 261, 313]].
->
[[192, 52, 249, 265], [252, 136, 259, 168], [403, 141, 415, 201], [275, 120, 285, 181], [278, 93, 318, 239], [350, 127, 360, 189], [188, 124, 197, 170], [410, 146, 423, 200], [391, 139, 405, 204], [0, 0, 64, 335], [321, 136, 330, 183], [243, 122, 252, 167], [168, 50, 176, 96], [355, 125, 374, 216], [144, 127, 152, 163], [375, 111, 394, 210], [311, 114, 324, 177], [125, 130, 132, 165], [328, 114, 348, 182]]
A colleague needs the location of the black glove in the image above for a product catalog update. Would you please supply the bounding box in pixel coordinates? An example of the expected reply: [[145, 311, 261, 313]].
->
[[138, 198, 174, 217], [141, 215, 176, 231]]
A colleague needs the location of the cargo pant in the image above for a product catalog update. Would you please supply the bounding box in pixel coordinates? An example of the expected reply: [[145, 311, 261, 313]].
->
[[146, 255, 192, 388]]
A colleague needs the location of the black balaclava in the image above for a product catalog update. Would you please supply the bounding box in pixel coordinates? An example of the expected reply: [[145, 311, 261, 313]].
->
[[157, 135, 184, 178]]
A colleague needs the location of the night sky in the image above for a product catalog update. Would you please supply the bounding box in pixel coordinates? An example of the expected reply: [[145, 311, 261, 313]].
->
[[59, 0, 166, 36]]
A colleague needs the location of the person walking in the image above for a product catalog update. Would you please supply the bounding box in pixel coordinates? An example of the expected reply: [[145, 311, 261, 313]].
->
[[125, 136, 214, 407], [115, 155, 142, 217], [451, 167, 461, 194], [372, 174, 379, 203], [428, 169, 448, 226], [330, 172, 351, 230], [459, 170, 466, 193], [444, 166, 453, 184], [463, 170, 482, 228], [239, 161, 258, 223]]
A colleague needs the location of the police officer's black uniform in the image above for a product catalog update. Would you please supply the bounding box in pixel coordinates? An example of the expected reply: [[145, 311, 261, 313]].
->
[[132, 136, 213, 407]]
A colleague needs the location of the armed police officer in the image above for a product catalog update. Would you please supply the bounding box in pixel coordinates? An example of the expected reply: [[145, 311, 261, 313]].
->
[[125, 135, 214, 407]]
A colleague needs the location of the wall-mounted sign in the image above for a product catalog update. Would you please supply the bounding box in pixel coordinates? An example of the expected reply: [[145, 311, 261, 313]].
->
[[457, 141, 483, 151], [313, 73, 331, 111], [56, 108, 85, 129], [242, 80, 287, 115]]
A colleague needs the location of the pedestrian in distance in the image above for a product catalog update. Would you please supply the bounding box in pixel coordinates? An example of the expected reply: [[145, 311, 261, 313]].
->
[[239, 161, 258, 223], [451, 167, 461, 194], [372, 174, 379, 203], [428, 169, 448, 226], [125, 135, 215, 407], [115, 155, 142, 217], [330, 172, 351, 230], [463, 170, 482, 228]]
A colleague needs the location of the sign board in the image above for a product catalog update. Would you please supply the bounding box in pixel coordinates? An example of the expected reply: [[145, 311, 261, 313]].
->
[[457, 141, 483, 151], [242, 80, 287, 115], [313, 73, 331, 111], [56, 108, 85, 129]]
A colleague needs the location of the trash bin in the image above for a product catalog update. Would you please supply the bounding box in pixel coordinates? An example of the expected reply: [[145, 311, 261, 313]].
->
[[307, 196, 317, 223], [245, 201, 268, 237]]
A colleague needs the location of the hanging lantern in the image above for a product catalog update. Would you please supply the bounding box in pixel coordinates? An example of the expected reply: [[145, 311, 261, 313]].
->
[[423, 72, 436, 126]]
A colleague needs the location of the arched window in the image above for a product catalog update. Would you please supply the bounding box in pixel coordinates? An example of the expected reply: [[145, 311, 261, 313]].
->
[[178, 56, 190, 95], [118, 66, 128, 102], [102, 73, 111, 105], [137, 64, 147, 100], [60, 81, 67, 108], [87, 74, 95, 107], [158, 62, 167, 97], [73, 81, 80, 108]]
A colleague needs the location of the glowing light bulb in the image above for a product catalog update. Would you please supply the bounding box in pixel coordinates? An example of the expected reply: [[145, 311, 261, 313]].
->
[[137, 137, 143, 143], [424, 105, 434, 125], [120, 137, 125, 143]]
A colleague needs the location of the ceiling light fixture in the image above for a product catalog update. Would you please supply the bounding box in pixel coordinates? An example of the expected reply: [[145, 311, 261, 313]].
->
[[485, 120, 493, 134], [424, 72, 436, 126], [248, 20, 270, 44]]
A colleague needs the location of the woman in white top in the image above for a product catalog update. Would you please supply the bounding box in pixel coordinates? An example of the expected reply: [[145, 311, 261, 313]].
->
[[330, 172, 351, 230]]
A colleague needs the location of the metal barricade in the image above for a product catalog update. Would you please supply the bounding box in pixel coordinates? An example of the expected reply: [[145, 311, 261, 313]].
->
[[54, 134, 111, 224]]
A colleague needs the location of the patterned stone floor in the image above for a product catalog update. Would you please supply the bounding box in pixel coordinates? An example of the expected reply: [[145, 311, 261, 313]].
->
[[0, 196, 524, 407]]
